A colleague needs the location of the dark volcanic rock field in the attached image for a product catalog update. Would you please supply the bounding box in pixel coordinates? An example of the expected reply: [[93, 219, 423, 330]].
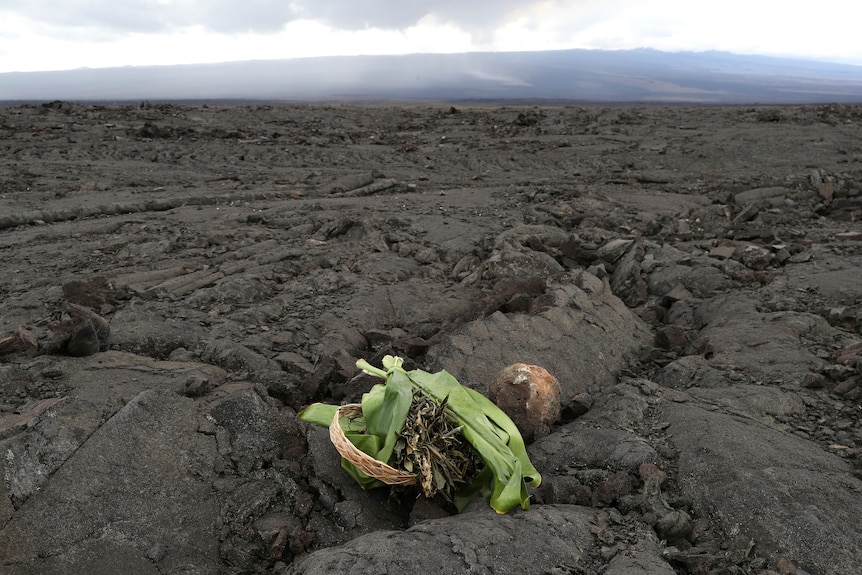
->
[[1, 101, 861, 574]]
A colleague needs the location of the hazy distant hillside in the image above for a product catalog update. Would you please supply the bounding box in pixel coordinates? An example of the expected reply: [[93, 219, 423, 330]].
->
[[2, 49, 862, 104]]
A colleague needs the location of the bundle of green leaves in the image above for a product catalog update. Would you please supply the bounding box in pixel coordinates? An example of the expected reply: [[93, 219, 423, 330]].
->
[[298, 355, 542, 514]]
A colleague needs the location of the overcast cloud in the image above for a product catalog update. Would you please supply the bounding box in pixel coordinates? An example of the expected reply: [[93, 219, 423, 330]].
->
[[1, 0, 303, 34], [1, 0, 549, 34], [0, 0, 860, 73]]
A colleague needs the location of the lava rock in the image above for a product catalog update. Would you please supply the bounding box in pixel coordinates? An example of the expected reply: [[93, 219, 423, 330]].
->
[[45, 303, 111, 357], [0, 327, 39, 356], [489, 363, 561, 442]]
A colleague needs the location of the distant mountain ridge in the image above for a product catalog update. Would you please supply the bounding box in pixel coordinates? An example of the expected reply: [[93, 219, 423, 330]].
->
[[2, 48, 861, 104]]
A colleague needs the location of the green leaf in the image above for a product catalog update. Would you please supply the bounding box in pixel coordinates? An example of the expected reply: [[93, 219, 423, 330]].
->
[[297, 403, 338, 427], [453, 466, 489, 512], [341, 432, 386, 489], [390, 363, 541, 513], [361, 378, 413, 464], [299, 357, 543, 513], [461, 386, 541, 485]]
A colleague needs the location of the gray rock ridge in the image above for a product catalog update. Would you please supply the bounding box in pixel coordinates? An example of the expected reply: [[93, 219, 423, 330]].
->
[[426, 271, 652, 398], [285, 505, 599, 575], [0, 387, 221, 575], [665, 399, 862, 574]]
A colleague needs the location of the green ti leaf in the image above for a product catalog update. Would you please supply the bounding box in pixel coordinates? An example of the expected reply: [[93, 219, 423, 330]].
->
[[297, 403, 338, 427], [301, 356, 542, 514], [361, 356, 540, 513], [298, 368, 413, 489]]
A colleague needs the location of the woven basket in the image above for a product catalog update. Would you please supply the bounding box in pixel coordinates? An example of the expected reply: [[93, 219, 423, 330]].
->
[[329, 403, 418, 486]]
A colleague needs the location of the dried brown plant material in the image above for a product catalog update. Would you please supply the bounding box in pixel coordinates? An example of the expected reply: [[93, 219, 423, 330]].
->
[[392, 391, 481, 503]]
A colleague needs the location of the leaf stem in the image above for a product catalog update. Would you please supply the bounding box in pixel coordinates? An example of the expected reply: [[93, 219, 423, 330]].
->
[[356, 358, 388, 379]]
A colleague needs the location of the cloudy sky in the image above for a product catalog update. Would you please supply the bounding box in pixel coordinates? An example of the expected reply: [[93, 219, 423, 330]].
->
[[1, 0, 860, 74]]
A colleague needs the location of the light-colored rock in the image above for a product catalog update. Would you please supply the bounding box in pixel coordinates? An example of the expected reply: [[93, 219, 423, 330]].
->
[[490, 363, 561, 442], [734, 186, 790, 205]]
